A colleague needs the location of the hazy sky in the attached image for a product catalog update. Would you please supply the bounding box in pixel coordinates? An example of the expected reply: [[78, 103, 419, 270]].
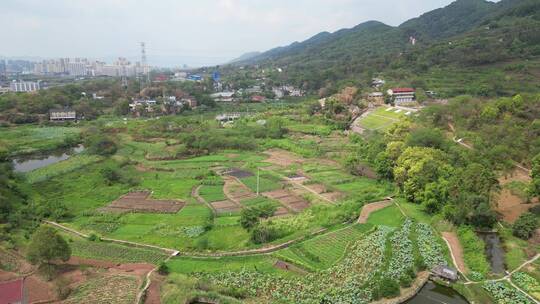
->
[[1, 0, 467, 67]]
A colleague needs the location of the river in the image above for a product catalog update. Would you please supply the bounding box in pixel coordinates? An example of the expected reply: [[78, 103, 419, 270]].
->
[[12, 145, 85, 173]]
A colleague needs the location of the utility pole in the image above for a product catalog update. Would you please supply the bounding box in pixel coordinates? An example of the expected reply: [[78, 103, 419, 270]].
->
[[256, 167, 260, 196]]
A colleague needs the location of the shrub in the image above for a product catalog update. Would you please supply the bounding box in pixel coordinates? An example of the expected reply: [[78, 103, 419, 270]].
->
[[379, 277, 400, 298], [158, 263, 170, 275], [54, 277, 72, 299], [512, 212, 538, 240], [250, 224, 280, 244]]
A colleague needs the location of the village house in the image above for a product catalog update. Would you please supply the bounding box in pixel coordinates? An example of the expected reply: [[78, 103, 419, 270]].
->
[[210, 92, 235, 102], [129, 99, 157, 112], [251, 95, 266, 103], [388, 88, 416, 106], [367, 92, 384, 105], [49, 108, 77, 121], [183, 96, 198, 108], [372, 78, 385, 88]]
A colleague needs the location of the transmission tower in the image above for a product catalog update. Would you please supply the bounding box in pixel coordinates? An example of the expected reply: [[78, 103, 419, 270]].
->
[[140, 42, 150, 90]]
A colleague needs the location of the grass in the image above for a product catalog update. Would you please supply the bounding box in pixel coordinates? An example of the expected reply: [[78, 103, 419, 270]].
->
[[500, 226, 530, 271], [357, 106, 407, 131], [25, 154, 103, 183], [457, 226, 490, 276], [167, 255, 282, 275], [199, 185, 227, 202], [366, 205, 405, 227], [240, 174, 283, 193], [274, 224, 373, 270], [241, 196, 280, 208], [0, 125, 81, 156]]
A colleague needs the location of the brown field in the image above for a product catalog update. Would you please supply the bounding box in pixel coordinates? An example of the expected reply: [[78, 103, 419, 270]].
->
[[210, 200, 242, 214], [263, 189, 310, 213], [264, 149, 305, 167], [223, 176, 257, 203], [495, 169, 538, 223], [101, 191, 185, 214]]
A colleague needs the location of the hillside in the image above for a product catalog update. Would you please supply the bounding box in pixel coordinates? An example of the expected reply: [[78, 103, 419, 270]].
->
[[232, 0, 540, 96]]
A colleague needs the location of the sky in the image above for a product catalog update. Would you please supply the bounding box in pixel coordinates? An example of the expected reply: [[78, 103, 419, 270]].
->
[[1, 0, 470, 67]]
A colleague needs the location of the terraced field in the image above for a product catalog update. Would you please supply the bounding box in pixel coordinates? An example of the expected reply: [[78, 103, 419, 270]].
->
[[274, 224, 373, 270]]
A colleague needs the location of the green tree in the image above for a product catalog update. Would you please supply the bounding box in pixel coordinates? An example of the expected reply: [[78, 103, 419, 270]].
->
[[27, 226, 71, 266], [512, 212, 538, 240], [240, 208, 260, 230], [530, 153, 540, 197]]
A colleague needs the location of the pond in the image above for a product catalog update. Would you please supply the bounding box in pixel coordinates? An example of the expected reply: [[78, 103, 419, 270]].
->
[[12, 145, 85, 173], [405, 282, 469, 304], [477, 231, 506, 274]]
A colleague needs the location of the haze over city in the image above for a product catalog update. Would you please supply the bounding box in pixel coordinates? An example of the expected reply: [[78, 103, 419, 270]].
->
[[1, 0, 476, 67]]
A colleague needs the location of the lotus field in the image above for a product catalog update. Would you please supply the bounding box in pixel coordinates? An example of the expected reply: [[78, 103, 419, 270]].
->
[[483, 281, 533, 304], [197, 219, 448, 303], [415, 223, 447, 268], [512, 272, 540, 300]]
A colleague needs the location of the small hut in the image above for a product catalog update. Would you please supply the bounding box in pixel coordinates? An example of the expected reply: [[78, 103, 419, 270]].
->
[[432, 265, 458, 282]]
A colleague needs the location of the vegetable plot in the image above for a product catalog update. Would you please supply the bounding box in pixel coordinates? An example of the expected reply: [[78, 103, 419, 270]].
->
[[483, 281, 533, 304], [415, 223, 447, 268]]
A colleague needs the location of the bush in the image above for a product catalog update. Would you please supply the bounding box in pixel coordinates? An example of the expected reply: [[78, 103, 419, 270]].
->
[[54, 277, 72, 299], [250, 224, 280, 244], [512, 212, 538, 240], [379, 277, 400, 298], [158, 263, 170, 275]]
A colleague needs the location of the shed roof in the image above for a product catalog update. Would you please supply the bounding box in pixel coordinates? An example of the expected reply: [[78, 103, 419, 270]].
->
[[0, 279, 24, 304]]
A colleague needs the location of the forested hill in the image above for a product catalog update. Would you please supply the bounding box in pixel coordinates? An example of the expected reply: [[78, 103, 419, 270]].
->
[[232, 0, 540, 96]]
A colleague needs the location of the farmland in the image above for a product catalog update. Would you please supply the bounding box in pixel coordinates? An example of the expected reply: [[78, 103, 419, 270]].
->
[[2, 98, 530, 304], [356, 106, 408, 131]]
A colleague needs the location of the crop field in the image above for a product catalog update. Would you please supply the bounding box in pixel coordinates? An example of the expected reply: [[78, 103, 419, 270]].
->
[[274, 224, 373, 270], [68, 236, 169, 264], [199, 184, 227, 202], [0, 125, 81, 155], [193, 217, 449, 304], [366, 205, 405, 227], [63, 275, 139, 304], [357, 106, 407, 131]]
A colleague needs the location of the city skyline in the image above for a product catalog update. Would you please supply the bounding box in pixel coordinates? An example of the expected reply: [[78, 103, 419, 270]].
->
[[0, 0, 487, 67]]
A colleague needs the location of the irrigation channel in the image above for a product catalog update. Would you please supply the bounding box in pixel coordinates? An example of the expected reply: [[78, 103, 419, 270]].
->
[[405, 282, 469, 304], [477, 231, 506, 274], [12, 144, 85, 172]]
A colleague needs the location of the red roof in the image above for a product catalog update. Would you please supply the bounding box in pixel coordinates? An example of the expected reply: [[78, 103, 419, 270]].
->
[[392, 88, 415, 93], [251, 95, 266, 102], [0, 279, 24, 304]]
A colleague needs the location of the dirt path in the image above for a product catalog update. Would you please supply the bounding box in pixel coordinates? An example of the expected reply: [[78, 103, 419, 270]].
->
[[288, 179, 335, 204], [192, 185, 217, 216], [441, 232, 469, 280], [357, 200, 393, 223]]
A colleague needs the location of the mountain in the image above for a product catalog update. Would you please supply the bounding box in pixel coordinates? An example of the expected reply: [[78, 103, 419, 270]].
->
[[229, 51, 262, 63], [231, 0, 540, 96], [399, 0, 496, 40]]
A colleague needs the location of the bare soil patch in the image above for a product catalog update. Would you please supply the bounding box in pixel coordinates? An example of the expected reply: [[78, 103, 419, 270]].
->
[[264, 149, 305, 167], [263, 189, 310, 213], [210, 200, 242, 214], [144, 274, 164, 304], [495, 169, 538, 223], [442, 231, 468, 274], [223, 168, 253, 179], [101, 191, 185, 214], [223, 176, 256, 203], [358, 200, 393, 224], [273, 260, 308, 275]]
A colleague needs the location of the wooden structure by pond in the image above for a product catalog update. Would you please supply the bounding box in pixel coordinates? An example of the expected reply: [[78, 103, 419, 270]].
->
[[431, 265, 459, 282]]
